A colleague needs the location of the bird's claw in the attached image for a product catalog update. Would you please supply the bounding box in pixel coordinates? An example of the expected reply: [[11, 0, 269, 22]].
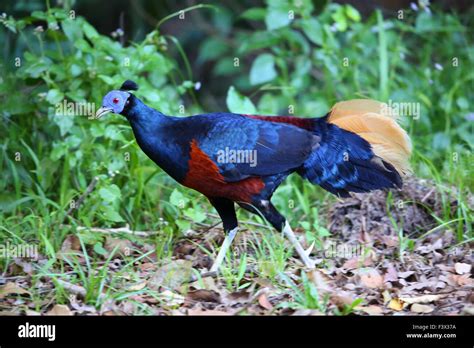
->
[[304, 241, 315, 256]]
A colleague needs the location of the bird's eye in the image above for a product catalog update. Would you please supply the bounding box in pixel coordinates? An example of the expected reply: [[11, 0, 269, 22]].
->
[[112, 97, 119, 104]]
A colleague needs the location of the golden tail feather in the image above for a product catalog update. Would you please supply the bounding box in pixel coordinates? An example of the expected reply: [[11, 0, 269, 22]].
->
[[328, 99, 412, 176]]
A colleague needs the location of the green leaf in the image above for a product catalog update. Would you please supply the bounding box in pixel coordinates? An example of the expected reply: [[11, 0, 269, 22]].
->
[[184, 208, 206, 223], [258, 93, 279, 114], [198, 38, 229, 63], [170, 189, 189, 207], [99, 184, 122, 203], [238, 31, 281, 54], [101, 205, 125, 222], [82, 21, 99, 39], [104, 126, 126, 142], [332, 8, 348, 32], [52, 115, 73, 137], [415, 12, 438, 32], [250, 53, 277, 85], [61, 18, 83, 42], [240, 8, 266, 21], [226, 86, 256, 114], [316, 225, 331, 237], [265, 6, 291, 31], [93, 242, 108, 256], [31, 11, 48, 20], [98, 74, 115, 86], [345, 5, 361, 22], [213, 59, 237, 76], [432, 132, 450, 150], [301, 18, 323, 45], [46, 89, 64, 104], [70, 64, 82, 77], [176, 219, 191, 231], [300, 221, 311, 230], [456, 97, 468, 110], [22, 56, 51, 78]]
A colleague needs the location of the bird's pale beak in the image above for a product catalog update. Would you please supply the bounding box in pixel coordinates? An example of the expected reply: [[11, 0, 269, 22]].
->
[[95, 107, 113, 119]]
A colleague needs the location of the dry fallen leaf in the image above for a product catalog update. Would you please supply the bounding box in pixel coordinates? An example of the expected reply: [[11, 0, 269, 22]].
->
[[0, 310, 22, 316], [57, 235, 82, 260], [461, 306, 474, 315], [410, 303, 434, 313], [448, 274, 473, 286], [382, 290, 392, 304], [120, 301, 136, 314], [104, 236, 133, 257], [61, 235, 81, 252], [359, 269, 384, 289], [388, 298, 404, 311], [47, 304, 73, 315], [174, 242, 196, 256], [380, 235, 399, 247], [384, 264, 398, 283], [139, 262, 156, 272], [358, 305, 384, 315], [223, 290, 251, 306], [24, 310, 41, 316], [127, 281, 147, 291], [399, 294, 442, 304], [186, 289, 221, 303], [398, 271, 415, 279], [70, 301, 97, 314], [157, 290, 185, 307], [148, 260, 193, 290], [0, 282, 31, 299], [331, 291, 357, 307], [342, 257, 373, 270], [306, 269, 333, 293], [258, 293, 273, 310], [189, 276, 220, 293], [13, 259, 34, 275], [454, 262, 471, 275]]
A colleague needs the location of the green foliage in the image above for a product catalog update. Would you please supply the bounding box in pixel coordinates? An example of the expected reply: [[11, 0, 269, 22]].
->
[[0, 6, 199, 261], [250, 53, 277, 85], [279, 271, 330, 311], [220, 252, 250, 291], [226, 86, 256, 113]]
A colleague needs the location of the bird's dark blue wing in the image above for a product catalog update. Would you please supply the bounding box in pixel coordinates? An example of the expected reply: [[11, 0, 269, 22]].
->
[[186, 113, 317, 182]]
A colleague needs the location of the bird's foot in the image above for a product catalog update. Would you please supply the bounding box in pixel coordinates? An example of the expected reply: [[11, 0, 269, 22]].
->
[[282, 221, 316, 269], [305, 241, 315, 256], [209, 227, 239, 273]]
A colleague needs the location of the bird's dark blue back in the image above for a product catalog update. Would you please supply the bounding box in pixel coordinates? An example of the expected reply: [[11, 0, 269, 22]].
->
[[123, 96, 318, 202]]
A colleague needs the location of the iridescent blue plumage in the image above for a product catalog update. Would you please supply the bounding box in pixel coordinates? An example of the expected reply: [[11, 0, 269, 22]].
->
[[98, 80, 410, 271], [98, 80, 404, 235]]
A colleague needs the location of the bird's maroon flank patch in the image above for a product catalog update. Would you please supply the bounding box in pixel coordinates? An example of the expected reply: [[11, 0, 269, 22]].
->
[[182, 139, 264, 203]]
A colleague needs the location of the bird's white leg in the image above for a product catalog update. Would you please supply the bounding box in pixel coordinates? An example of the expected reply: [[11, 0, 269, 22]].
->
[[282, 221, 315, 269], [210, 227, 239, 273]]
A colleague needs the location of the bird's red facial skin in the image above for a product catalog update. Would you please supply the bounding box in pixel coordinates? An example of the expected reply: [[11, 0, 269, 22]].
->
[[243, 114, 314, 130], [182, 139, 265, 203]]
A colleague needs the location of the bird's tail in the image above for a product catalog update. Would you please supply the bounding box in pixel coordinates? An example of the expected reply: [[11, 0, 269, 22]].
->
[[298, 99, 412, 197]]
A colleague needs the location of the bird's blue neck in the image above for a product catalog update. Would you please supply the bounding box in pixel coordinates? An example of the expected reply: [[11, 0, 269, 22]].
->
[[123, 96, 187, 181]]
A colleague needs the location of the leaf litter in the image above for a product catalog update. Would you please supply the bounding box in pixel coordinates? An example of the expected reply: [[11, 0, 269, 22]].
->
[[1, 177, 472, 315]]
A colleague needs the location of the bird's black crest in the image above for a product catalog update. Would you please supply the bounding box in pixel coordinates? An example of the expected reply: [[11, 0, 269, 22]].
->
[[120, 80, 139, 91]]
